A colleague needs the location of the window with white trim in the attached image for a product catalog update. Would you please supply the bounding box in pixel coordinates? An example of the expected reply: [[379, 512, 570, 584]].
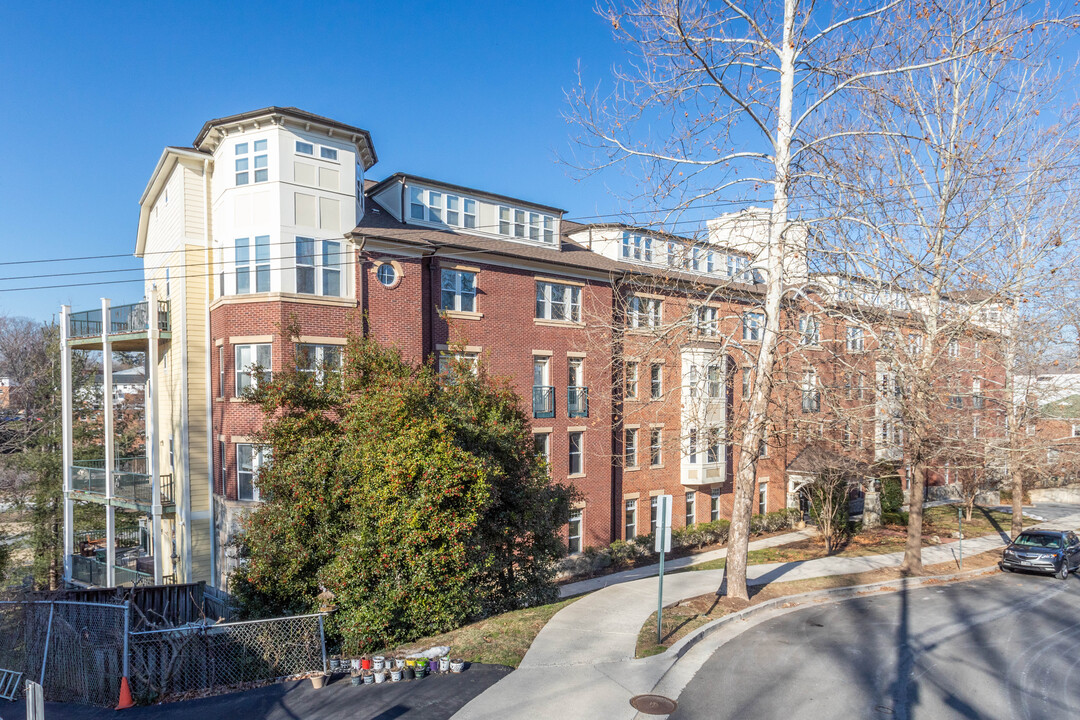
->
[[688, 427, 698, 464], [650, 363, 662, 399], [237, 443, 269, 501], [846, 326, 865, 352], [568, 509, 582, 554], [534, 432, 551, 471], [799, 315, 819, 346], [706, 427, 722, 464], [569, 431, 584, 475], [742, 312, 764, 341], [235, 236, 270, 294], [758, 481, 768, 514], [650, 429, 662, 466], [499, 206, 555, 243], [625, 362, 638, 399], [438, 351, 479, 379], [218, 346, 225, 398], [628, 296, 662, 328], [295, 141, 314, 155], [296, 344, 342, 385], [710, 487, 721, 521], [625, 428, 638, 467], [235, 139, 268, 185], [235, 344, 271, 395], [948, 338, 959, 358], [625, 499, 637, 539], [802, 370, 820, 413], [441, 269, 477, 312], [695, 306, 719, 337], [707, 365, 723, 399], [535, 281, 581, 322], [685, 491, 696, 527], [621, 232, 654, 262], [295, 237, 342, 296]]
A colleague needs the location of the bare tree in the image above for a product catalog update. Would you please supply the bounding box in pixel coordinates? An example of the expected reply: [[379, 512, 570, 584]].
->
[[810, 7, 1077, 573], [568, 0, 1048, 597]]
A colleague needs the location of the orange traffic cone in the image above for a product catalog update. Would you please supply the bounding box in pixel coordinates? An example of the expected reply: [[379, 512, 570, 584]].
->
[[116, 676, 134, 710]]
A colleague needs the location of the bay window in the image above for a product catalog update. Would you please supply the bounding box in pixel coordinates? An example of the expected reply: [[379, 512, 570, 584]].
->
[[235, 344, 271, 394], [235, 236, 270, 294], [237, 443, 269, 501], [296, 344, 342, 384], [295, 237, 342, 296]]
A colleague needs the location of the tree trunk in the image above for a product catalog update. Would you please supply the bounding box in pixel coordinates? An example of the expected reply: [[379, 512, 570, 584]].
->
[[900, 465, 926, 575], [1011, 467, 1024, 538], [721, 0, 797, 603]]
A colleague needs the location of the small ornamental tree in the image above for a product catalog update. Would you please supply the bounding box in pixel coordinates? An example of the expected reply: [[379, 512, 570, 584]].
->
[[807, 469, 851, 555], [230, 337, 578, 652]]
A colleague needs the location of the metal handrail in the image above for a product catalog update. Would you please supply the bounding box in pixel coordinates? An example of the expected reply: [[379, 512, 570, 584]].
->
[[568, 386, 589, 418], [533, 386, 554, 418], [67, 300, 171, 339]]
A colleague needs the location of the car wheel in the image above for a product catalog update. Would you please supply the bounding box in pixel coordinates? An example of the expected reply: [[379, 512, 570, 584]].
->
[[1058, 563, 1070, 580]]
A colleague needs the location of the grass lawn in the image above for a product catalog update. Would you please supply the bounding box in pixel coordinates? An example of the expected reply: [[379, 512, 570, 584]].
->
[[636, 548, 1004, 658], [384, 597, 578, 668], [686, 504, 1012, 573]]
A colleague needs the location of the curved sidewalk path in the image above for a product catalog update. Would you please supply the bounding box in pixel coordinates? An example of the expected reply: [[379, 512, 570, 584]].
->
[[455, 508, 1080, 720]]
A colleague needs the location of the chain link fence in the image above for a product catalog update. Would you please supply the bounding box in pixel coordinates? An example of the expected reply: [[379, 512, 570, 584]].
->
[[0, 600, 128, 706], [129, 613, 327, 702]]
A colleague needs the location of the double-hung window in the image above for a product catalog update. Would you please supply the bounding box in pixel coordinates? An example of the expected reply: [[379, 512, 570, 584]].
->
[[534, 433, 551, 470], [439, 351, 479, 380], [972, 378, 984, 409], [707, 365, 723, 399], [799, 315, 819, 346], [706, 427, 721, 464], [297, 344, 342, 385], [650, 363, 662, 399], [685, 491, 696, 527], [650, 429, 662, 466], [235, 236, 270, 294], [688, 428, 698, 464], [629, 296, 661, 328], [625, 428, 638, 467], [802, 370, 820, 412], [218, 346, 225, 398], [695, 306, 719, 337], [500, 207, 555, 242], [235, 344, 271, 395], [625, 499, 637, 539], [567, 510, 582, 554], [441, 269, 477, 312], [295, 237, 342, 296], [710, 488, 721, 521], [948, 338, 959, 358], [742, 312, 764, 341], [536, 281, 581, 322], [237, 443, 268, 501], [846, 326, 865, 352], [568, 431, 584, 475], [625, 362, 638, 399]]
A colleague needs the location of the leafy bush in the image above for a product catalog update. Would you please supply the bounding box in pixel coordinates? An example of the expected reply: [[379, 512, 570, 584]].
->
[[231, 338, 577, 653], [673, 519, 731, 549], [750, 509, 800, 534], [879, 475, 904, 514], [883, 510, 909, 526]]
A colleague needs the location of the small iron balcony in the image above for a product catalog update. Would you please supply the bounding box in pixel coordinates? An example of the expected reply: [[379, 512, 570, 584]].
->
[[70, 456, 175, 510], [533, 386, 555, 418], [568, 386, 589, 418]]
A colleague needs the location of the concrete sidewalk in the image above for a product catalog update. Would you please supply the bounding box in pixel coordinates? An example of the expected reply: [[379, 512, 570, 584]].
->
[[559, 527, 818, 598], [455, 509, 1080, 720]]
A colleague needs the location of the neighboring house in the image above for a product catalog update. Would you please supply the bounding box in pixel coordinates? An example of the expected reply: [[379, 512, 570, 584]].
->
[[58, 107, 1007, 590], [78, 367, 146, 407]]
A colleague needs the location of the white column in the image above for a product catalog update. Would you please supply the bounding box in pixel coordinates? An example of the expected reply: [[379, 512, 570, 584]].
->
[[101, 299, 116, 587], [146, 291, 163, 585], [60, 306, 74, 585]]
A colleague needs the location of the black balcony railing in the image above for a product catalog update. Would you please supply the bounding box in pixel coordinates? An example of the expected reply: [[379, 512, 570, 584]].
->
[[70, 457, 174, 507], [533, 386, 555, 418], [68, 300, 170, 339], [568, 386, 589, 418], [70, 553, 172, 588]]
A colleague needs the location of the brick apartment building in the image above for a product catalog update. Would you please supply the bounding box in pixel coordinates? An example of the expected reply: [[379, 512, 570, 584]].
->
[[58, 107, 1008, 590]]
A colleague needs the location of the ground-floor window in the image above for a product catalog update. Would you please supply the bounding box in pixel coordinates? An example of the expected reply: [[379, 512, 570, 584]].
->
[[625, 499, 637, 539], [568, 509, 582, 554], [758, 480, 768, 514], [685, 491, 696, 526], [711, 488, 721, 521]]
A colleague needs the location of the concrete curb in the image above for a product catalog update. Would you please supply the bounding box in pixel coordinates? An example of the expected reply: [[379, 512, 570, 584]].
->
[[662, 562, 1002, 663]]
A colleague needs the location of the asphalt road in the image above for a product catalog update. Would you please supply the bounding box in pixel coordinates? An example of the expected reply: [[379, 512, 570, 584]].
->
[[672, 570, 1080, 720]]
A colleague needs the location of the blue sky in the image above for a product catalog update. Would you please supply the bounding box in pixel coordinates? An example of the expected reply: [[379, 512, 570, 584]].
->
[[0, 0, 632, 320]]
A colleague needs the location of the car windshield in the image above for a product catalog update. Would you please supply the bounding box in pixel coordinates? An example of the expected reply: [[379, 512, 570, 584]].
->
[[1014, 533, 1063, 549]]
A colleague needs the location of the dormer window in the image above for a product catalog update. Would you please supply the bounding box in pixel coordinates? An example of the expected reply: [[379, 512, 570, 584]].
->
[[409, 187, 481, 231], [296, 141, 314, 155], [499, 206, 555, 243], [622, 233, 654, 262]]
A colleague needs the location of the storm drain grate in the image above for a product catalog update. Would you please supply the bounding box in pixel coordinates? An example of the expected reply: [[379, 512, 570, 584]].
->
[[630, 694, 678, 715]]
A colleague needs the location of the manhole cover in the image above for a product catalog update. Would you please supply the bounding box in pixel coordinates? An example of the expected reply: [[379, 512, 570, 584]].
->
[[630, 694, 678, 715]]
